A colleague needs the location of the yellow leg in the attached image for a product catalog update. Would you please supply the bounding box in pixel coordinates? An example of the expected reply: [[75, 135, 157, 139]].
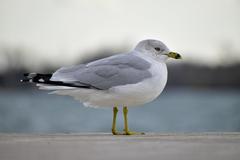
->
[[112, 106, 119, 135], [123, 106, 144, 135]]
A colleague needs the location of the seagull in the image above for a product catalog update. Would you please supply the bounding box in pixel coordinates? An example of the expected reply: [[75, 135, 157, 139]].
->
[[21, 39, 182, 135]]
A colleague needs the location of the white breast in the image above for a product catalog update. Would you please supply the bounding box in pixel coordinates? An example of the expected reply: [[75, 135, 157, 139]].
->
[[108, 56, 168, 107]]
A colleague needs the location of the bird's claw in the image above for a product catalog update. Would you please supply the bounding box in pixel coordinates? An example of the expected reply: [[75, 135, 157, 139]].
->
[[112, 129, 144, 135], [125, 131, 145, 135]]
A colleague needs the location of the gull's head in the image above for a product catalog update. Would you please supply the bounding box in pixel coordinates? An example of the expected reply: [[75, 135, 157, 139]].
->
[[134, 39, 182, 62]]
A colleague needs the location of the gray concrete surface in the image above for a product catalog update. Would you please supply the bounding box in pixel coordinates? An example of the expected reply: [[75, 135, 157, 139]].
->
[[0, 133, 240, 160]]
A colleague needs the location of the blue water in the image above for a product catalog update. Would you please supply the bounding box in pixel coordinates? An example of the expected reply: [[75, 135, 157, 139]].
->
[[0, 87, 240, 133]]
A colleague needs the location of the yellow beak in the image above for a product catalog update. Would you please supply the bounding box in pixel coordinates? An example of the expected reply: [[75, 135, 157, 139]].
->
[[166, 52, 182, 59]]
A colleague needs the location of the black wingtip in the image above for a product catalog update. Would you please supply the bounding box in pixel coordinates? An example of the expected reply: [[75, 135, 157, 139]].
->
[[20, 79, 31, 82], [21, 73, 102, 90], [22, 73, 53, 83], [21, 73, 35, 83]]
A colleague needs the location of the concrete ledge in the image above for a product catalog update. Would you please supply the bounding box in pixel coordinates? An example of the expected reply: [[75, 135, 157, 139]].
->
[[1, 133, 240, 160]]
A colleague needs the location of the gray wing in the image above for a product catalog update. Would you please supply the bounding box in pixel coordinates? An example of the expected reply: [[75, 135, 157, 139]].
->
[[51, 53, 152, 90]]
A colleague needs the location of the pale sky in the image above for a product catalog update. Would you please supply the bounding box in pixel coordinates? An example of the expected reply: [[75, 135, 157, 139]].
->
[[0, 0, 240, 69]]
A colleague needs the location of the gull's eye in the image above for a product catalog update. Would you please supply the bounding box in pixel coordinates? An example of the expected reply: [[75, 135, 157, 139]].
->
[[154, 47, 161, 51]]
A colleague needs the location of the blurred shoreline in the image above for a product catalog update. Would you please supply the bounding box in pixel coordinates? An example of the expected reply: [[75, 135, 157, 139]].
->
[[1, 62, 239, 89]]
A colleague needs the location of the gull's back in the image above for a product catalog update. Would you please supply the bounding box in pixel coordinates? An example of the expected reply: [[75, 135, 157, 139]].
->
[[50, 53, 152, 90]]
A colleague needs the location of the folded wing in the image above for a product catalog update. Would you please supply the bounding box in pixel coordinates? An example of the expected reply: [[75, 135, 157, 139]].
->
[[51, 54, 152, 90]]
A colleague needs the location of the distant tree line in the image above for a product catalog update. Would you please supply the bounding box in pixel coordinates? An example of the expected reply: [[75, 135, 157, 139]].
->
[[167, 63, 240, 88], [0, 46, 239, 89], [0, 62, 239, 89]]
